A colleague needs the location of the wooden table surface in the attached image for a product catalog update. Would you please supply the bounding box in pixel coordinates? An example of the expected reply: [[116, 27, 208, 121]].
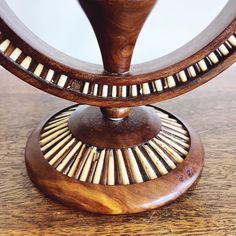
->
[[0, 67, 236, 235]]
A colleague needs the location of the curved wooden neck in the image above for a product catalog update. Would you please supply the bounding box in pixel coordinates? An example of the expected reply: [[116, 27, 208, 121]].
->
[[79, 0, 156, 74]]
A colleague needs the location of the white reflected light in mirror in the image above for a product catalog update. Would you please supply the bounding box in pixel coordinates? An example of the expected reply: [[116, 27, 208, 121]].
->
[[6, 0, 228, 64]]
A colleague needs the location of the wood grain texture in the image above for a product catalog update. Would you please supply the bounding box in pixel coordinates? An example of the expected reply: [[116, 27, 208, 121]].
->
[[79, 0, 156, 73], [25, 118, 202, 214], [0, 68, 236, 234]]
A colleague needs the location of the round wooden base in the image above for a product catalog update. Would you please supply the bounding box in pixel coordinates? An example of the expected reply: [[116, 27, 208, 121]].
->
[[25, 105, 204, 214]]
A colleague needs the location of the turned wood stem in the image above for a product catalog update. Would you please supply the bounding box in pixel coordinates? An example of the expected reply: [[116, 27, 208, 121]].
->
[[100, 107, 131, 120], [79, 0, 156, 118], [79, 0, 157, 74]]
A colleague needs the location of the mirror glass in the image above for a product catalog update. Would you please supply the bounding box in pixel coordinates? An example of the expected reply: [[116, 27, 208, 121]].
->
[[6, 0, 228, 64]]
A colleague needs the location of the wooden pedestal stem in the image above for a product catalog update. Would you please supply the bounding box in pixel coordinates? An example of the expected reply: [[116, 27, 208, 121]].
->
[[79, 0, 157, 119], [79, 0, 156, 74]]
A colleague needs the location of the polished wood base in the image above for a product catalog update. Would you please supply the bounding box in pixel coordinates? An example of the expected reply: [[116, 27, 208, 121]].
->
[[25, 105, 204, 214]]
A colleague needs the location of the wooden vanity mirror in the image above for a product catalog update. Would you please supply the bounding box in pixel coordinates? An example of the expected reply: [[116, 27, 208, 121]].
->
[[0, 0, 235, 214]]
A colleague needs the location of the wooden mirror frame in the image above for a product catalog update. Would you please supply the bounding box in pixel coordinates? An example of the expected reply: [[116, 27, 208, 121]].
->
[[0, 0, 235, 107]]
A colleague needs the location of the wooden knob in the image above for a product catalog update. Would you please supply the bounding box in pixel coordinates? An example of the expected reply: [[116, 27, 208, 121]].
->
[[100, 107, 131, 120], [68, 106, 161, 148], [79, 0, 157, 73]]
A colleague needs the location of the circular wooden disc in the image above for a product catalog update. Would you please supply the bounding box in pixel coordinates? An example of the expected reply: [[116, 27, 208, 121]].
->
[[68, 106, 161, 149], [25, 105, 204, 214]]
